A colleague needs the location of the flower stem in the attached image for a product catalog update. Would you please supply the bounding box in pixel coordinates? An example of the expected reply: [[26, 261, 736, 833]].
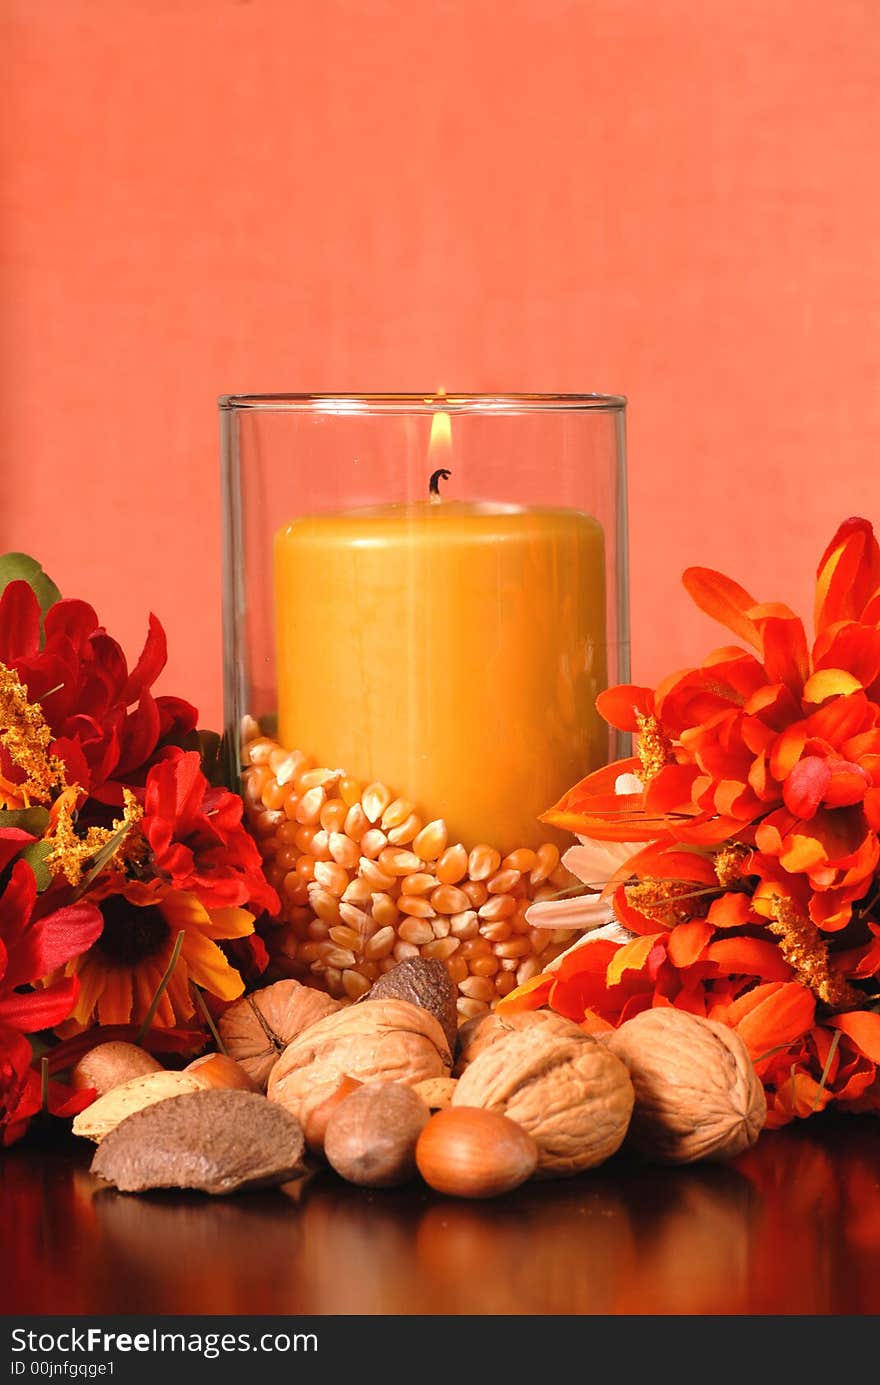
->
[[136, 930, 185, 1043], [192, 985, 228, 1055]]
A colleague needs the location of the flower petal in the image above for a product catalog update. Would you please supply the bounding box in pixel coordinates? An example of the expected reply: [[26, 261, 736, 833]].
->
[[827, 1011, 880, 1064], [681, 567, 761, 649]]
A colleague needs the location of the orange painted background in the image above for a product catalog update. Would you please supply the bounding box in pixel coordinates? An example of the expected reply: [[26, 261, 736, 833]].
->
[[2, 0, 879, 730]]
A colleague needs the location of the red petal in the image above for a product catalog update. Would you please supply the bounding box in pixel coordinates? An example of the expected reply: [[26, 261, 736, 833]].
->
[[758, 615, 810, 694], [123, 613, 168, 704], [0, 975, 80, 1032], [0, 860, 37, 952], [783, 756, 831, 819], [2, 900, 103, 990], [0, 827, 37, 874], [0, 581, 41, 663], [116, 693, 160, 775], [644, 764, 699, 813], [43, 599, 99, 649]]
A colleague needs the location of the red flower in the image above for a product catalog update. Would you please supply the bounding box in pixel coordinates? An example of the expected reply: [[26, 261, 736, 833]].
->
[[142, 749, 279, 916], [0, 580, 197, 805], [0, 860, 104, 1144]]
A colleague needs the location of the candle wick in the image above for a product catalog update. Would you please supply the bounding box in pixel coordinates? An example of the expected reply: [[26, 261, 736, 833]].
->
[[429, 468, 452, 501]]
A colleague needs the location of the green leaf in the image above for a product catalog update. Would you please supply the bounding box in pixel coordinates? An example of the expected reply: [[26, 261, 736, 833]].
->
[[0, 806, 50, 835], [0, 552, 61, 618], [20, 839, 55, 891], [70, 822, 131, 901]]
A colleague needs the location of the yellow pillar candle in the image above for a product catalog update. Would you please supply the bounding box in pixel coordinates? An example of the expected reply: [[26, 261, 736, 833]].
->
[[274, 489, 607, 854]]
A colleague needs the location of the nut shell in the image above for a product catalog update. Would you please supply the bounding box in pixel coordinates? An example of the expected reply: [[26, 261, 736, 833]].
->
[[413, 1077, 458, 1110], [72, 1071, 206, 1143], [416, 1106, 538, 1198], [453, 1026, 634, 1177], [324, 1081, 430, 1187], [70, 1042, 162, 1096], [185, 1053, 261, 1092], [218, 980, 341, 1088], [605, 1008, 766, 1164], [454, 1009, 584, 1075], [303, 1077, 363, 1155], [267, 997, 452, 1126], [368, 958, 458, 1054], [90, 1089, 305, 1194]]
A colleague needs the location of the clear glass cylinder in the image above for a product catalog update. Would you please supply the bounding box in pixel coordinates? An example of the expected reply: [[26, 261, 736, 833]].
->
[[221, 393, 629, 1010]]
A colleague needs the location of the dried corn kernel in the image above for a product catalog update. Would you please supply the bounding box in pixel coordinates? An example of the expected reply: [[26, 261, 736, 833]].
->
[[362, 781, 392, 823], [435, 844, 468, 884], [413, 819, 448, 861], [468, 845, 501, 881], [243, 733, 577, 1016]]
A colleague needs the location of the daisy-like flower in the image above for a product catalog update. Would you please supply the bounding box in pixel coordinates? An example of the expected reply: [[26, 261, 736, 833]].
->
[[525, 772, 639, 968], [500, 518, 880, 1125], [58, 880, 255, 1031]]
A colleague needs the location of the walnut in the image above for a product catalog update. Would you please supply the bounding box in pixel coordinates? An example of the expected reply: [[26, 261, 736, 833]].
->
[[453, 1025, 634, 1177], [605, 1008, 766, 1163], [267, 997, 452, 1127], [454, 1009, 582, 1075], [218, 980, 341, 1088]]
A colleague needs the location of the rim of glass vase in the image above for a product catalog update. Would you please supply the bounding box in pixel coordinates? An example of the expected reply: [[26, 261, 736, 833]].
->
[[217, 392, 626, 414]]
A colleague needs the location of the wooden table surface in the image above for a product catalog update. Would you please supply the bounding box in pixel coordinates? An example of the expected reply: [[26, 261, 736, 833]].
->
[[4, 1115, 880, 1316]]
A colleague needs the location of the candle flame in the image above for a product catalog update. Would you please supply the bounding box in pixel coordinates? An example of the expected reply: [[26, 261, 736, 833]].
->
[[428, 410, 452, 502], [429, 408, 452, 464]]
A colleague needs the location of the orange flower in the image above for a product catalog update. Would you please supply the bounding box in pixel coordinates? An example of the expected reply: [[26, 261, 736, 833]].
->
[[501, 518, 880, 1124], [56, 880, 255, 1032]]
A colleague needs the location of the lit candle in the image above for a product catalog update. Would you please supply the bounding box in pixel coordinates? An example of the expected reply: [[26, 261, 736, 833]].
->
[[273, 416, 607, 852]]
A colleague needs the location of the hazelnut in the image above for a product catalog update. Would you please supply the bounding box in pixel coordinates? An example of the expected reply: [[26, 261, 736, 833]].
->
[[185, 1053, 260, 1092], [324, 1082, 430, 1188], [303, 1077, 363, 1156], [70, 1042, 162, 1096], [416, 1107, 538, 1198]]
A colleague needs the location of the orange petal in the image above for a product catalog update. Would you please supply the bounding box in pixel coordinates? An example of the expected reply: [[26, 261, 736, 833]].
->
[[815, 517, 880, 633], [827, 1011, 880, 1064], [728, 981, 815, 1055], [707, 893, 754, 929], [682, 567, 761, 649], [180, 931, 246, 1001], [606, 933, 662, 987], [770, 723, 807, 780], [596, 685, 654, 732], [96, 969, 133, 1027], [202, 906, 256, 940], [706, 937, 791, 981], [495, 974, 553, 1014], [666, 918, 713, 968], [579, 1009, 614, 1035], [802, 668, 863, 704]]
